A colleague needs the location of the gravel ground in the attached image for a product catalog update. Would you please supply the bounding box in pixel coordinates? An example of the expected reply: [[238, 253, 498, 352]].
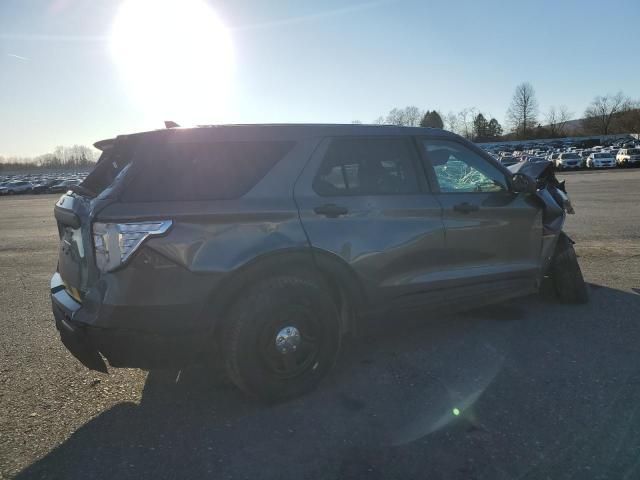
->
[[1, 169, 639, 479]]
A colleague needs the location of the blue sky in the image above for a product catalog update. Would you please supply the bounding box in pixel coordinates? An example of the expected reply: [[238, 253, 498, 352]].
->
[[1, 0, 639, 157]]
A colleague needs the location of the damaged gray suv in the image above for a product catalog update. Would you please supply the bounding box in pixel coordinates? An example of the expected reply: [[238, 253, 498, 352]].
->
[[51, 124, 587, 401]]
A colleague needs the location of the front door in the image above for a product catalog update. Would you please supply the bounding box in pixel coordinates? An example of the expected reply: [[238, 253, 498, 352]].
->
[[418, 137, 543, 299]]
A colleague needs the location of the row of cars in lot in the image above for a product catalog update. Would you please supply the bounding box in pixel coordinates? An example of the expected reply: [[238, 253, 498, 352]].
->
[[0, 172, 89, 195], [484, 139, 640, 171]]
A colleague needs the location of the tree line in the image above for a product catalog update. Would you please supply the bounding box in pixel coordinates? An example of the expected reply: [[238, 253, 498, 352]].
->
[[360, 83, 640, 141], [505, 83, 640, 140], [357, 107, 504, 142], [0, 145, 98, 171]]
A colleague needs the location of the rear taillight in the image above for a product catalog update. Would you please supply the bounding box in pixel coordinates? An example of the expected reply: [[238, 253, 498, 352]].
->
[[92, 221, 172, 272]]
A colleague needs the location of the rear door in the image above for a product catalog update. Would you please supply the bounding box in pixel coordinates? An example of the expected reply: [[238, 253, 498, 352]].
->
[[294, 135, 446, 309], [417, 137, 542, 299]]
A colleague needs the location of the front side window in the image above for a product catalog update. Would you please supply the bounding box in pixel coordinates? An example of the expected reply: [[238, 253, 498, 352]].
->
[[422, 139, 507, 193], [313, 137, 420, 196]]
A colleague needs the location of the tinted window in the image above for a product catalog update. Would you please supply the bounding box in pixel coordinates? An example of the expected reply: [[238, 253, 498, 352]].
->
[[313, 137, 420, 196], [422, 139, 507, 193], [122, 141, 294, 202]]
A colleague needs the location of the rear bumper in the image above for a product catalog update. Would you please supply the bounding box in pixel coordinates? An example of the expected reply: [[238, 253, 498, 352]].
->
[[51, 273, 206, 371]]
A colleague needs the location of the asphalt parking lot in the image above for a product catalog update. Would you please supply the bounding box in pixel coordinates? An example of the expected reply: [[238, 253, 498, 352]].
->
[[1, 169, 640, 480]]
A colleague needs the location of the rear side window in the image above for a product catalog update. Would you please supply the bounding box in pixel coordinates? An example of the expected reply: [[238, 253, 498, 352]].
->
[[313, 137, 420, 196], [122, 141, 294, 202]]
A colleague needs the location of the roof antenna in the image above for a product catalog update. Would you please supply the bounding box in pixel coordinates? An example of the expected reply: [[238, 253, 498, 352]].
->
[[164, 120, 180, 128]]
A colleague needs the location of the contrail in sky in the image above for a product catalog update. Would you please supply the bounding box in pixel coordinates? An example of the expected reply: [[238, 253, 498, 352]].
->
[[7, 53, 28, 61], [233, 0, 398, 31]]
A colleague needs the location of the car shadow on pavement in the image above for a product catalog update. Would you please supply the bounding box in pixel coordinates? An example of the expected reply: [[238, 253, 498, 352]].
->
[[16, 284, 640, 480]]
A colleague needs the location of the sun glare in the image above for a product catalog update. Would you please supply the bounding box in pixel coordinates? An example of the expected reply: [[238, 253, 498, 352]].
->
[[110, 0, 234, 124]]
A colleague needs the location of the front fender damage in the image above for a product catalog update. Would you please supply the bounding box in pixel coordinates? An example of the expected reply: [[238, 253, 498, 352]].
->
[[508, 161, 574, 234]]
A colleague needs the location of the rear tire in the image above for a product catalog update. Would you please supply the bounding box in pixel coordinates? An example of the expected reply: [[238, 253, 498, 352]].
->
[[550, 236, 589, 304], [221, 276, 341, 402]]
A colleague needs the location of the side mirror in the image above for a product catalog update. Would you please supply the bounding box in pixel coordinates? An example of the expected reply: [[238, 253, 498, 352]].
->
[[511, 173, 537, 194], [429, 149, 451, 166]]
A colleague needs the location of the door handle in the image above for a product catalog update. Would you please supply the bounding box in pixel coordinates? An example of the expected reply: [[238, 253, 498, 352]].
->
[[453, 202, 479, 213], [314, 204, 349, 218]]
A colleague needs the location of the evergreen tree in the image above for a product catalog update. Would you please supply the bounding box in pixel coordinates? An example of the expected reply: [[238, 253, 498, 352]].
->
[[419, 110, 444, 128], [473, 113, 489, 139], [487, 118, 503, 138]]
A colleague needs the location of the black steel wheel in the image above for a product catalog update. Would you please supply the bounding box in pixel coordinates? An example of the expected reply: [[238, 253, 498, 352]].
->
[[222, 276, 341, 402]]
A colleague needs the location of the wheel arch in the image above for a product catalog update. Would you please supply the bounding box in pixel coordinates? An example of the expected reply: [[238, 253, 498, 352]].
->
[[205, 247, 367, 339]]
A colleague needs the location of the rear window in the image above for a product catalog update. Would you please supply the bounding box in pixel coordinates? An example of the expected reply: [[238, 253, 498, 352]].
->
[[122, 141, 294, 202], [562, 153, 580, 159], [629, 149, 640, 155]]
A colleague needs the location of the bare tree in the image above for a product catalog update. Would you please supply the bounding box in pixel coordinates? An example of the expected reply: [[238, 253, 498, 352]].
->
[[443, 111, 459, 133], [53, 145, 66, 164], [506, 82, 538, 138], [457, 107, 477, 140], [403, 106, 422, 127], [385, 106, 423, 126], [373, 116, 386, 125], [583, 92, 631, 135], [545, 105, 572, 137]]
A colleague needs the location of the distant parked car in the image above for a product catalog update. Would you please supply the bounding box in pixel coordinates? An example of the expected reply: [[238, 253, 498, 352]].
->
[[48, 179, 82, 193], [586, 152, 615, 169], [0, 181, 34, 195], [616, 148, 640, 167], [32, 180, 60, 194], [555, 153, 582, 170], [579, 150, 593, 162]]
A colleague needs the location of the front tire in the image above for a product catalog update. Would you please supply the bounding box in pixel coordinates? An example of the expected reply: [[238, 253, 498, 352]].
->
[[550, 235, 588, 304], [222, 276, 341, 402]]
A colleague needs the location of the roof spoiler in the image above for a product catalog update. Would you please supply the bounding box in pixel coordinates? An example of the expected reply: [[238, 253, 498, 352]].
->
[[164, 120, 180, 128], [93, 138, 115, 151]]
